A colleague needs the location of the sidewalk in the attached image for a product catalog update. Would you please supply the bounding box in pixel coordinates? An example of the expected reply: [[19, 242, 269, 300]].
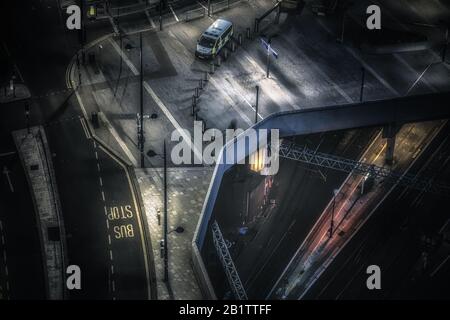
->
[[12, 126, 66, 300], [135, 167, 213, 299]]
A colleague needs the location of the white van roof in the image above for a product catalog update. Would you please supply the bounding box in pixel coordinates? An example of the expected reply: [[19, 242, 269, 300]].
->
[[203, 19, 233, 39]]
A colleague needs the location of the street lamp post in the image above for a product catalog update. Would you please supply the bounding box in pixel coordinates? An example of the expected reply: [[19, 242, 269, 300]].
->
[[139, 33, 145, 168], [255, 85, 259, 124], [359, 67, 365, 102], [163, 140, 169, 283], [25, 102, 30, 134]]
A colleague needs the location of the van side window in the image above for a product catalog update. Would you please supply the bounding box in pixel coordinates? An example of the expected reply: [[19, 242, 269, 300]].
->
[[222, 26, 232, 40]]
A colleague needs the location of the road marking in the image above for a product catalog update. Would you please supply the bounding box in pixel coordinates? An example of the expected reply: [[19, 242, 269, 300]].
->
[[315, 19, 400, 97], [4, 266, 8, 276], [109, 37, 203, 162], [169, 5, 179, 22], [101, 191, 106, 202], [394, 54, 437, 93], [111, 265, 114, 275], [108, 16, 120, 35], [197, 1, 208, 10], [112, 280, 116, 292], [95, 151, 99, 160], [97, 163, 101, 172], [0, 152, 16, 158], [108, 234, 112, 245], [104, 206, 108, 216], [109, 250, 114, 261], [406, 62, 434, 95], [80, 118, 91, 139], [106, 219, 110, 230], [99, 177, 103, 187], [209, 77, 253, 126], [430, 255, 450, 277], [98, 144, 152, 299]]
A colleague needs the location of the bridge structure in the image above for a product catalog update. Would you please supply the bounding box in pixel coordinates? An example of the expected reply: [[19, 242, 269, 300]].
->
[[191, 92, 450, 299]]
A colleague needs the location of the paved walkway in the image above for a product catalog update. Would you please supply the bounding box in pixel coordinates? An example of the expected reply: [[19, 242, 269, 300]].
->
[[12, 126, 66, 300], [135, 167, 213, 299]]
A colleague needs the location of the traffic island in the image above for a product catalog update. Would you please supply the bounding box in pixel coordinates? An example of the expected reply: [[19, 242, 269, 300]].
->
[[12, 126, 66, 300]]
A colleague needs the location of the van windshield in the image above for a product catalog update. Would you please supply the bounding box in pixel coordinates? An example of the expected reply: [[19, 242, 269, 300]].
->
[[199, 36, 216, 48]]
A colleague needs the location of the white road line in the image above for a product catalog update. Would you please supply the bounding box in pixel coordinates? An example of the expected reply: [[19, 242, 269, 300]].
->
[[106, 219, 110, 230], [108, 16, 120, 34], [97, 163, 101, 172], [169, 5, 179, 22], [197, 1, 208, 10], [98, 144, 152, 299], [315, 19, 400, 97], [209, 77, 253, 126], [394, 54, 437, 93], [95, 151, 98, 160], [104, 206, 108, 216], [80, 118, 91, 139], [439, 218, 450, 234], [109, 37, 203, 161], [101, 191, 106, 202], [138, 0, 157, 28], [108, 235, 112, 245], [430, 255, 450, 277], [98, 112, 138, 166], [109, 250, 114, 261], [112, 280, 116, 292], [4, 266, 8, 277], [93, 141, 97, 149], [406, 62, 434, 95], [99, 177, 103, 187], [111, 265, 114, 275]]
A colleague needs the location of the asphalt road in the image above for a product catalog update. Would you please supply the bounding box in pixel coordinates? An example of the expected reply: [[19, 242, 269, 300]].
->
[[46, 117, 151, 299]]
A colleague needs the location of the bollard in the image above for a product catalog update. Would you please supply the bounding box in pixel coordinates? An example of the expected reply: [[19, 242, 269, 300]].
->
[[192, 95, 197, 116], [216, 55, 222, 67], [238, 33, 242, 45], [199, 79, 203, 89], [210, 62, 215, 74], [201, 119, 206, 133], [246, 27, 251, 39]]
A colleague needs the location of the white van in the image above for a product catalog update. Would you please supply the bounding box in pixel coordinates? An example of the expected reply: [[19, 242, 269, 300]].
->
[[195, 19, 233, 59]]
